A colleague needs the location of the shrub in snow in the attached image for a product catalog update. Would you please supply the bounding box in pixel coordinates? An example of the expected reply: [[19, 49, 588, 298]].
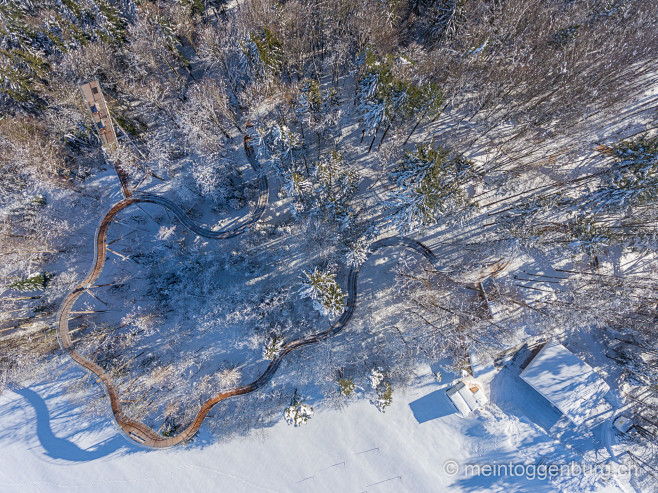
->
[[346, 237, 370, 267], [367, 368, 392, 412], [255, 122, 304, 179], [191, 155, 232, 203], [566, 216, 616, 256], [160, 417, 178, 437], [338, 378, 356, 397], [263, 334, 285, 360], [299, 267, 346, 318], [507, 213, 616, 257], [156, 225, 176, 242], [369, 368, 385, 389], [585, 135, 658, 212], [281, 170, 312, 198], [121, 309, 160, 338], [373, 382, 393, 413], [284, 391, 314, 426]]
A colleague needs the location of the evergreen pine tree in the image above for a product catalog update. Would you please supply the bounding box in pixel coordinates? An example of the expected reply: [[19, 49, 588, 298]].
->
[[387, 139, 477, 232], [299, 267, 346, 318]]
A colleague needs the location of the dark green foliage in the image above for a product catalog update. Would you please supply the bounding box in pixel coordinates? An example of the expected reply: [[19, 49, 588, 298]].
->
[[9, 272, 52, 292], [113, 111, 147, 137], [181, 0, 205, 17], [585, 135, 658, 211], [357, 48, 443, 137], [388, 139, 477, 231], [250, 27, 283, 75]]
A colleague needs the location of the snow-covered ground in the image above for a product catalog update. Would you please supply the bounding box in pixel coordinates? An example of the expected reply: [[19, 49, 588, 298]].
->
[[0, 358, 638, 493], [3, 88, 654, 493]]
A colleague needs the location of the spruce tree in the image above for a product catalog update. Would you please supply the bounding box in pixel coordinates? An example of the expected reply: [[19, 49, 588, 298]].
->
[[299, 267, 346, 318], [387, 139, 477, 232]]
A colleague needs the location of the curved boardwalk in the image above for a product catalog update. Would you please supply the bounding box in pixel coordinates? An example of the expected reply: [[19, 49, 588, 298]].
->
[[58, 139, 443, 448]]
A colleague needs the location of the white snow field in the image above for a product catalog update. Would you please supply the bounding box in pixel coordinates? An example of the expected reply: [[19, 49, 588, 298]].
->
[[0, 361, 636, 493]]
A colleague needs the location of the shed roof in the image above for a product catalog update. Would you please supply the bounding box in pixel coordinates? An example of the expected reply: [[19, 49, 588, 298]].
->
[[520, 340, 609, 425], [446, 382, 486, 417]]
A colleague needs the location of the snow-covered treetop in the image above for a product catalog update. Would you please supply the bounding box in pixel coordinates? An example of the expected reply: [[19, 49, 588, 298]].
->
[[387, 139, 477, 233]]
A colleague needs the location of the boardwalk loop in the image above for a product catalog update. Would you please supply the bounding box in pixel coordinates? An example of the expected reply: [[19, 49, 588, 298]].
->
[[57, 138, 443, 448]]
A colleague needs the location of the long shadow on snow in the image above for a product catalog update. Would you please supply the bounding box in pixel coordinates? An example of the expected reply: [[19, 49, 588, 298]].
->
[[13, 387, 140, 461]]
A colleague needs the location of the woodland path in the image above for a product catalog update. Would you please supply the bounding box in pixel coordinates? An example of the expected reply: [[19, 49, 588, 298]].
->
[[57, 137, 443, 448]]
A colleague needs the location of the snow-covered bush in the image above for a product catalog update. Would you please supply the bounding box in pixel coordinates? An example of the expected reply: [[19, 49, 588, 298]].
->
[[284, 391, 314, 426], [338, 378, 356, 397], [263, 334, 285, 360], [373, 382, 393, 413], [121, 309, 161, 339], [584, 135, 658, 212], [299, 267, 346, 318], [566, 216, 616, 256], [369, 368, 385, 389], [346, 237, 370, 267], [156, 225, 177, 242], [367, 368, 392, 412], [255, 122, 304, 177], [175, 152, 235, 205]]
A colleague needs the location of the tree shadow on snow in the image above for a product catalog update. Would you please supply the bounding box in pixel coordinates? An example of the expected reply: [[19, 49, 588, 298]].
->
[[13, 386, 140, 462]]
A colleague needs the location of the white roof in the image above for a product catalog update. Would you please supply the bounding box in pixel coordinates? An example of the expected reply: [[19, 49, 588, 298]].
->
[[520, 340, 610, 425], [613, 415, 633, 433], [446, 382, 485, 417]]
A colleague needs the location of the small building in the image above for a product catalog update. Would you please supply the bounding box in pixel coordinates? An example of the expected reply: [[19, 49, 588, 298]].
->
[[613, 415, 633, 434], [446, 381, 488, 417], [520, 340, 610, 425]]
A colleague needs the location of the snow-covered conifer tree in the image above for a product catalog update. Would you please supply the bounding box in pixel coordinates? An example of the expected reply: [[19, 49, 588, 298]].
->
[[284, 391, 314, 426], [299, 267, 346, 318], [387, 139, 477, 232], [263, 334, 285, 360], [346, 237, 370, 267]]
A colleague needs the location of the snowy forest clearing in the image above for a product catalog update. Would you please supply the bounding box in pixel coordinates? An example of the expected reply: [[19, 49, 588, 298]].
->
[[1, 0, 658, 491], [0, 360, 639, 493]]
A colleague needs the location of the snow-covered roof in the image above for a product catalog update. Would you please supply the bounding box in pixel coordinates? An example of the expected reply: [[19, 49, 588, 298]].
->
[[446, 381, 486, 417], [520, 340, 610, 425]]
